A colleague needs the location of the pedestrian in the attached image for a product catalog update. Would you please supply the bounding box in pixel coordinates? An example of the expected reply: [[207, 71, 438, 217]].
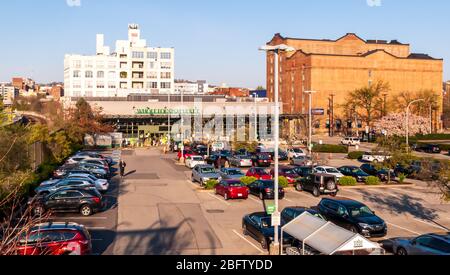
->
[[119, 159, 127, 178]]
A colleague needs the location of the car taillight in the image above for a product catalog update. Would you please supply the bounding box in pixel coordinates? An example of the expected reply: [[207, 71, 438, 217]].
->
[[92, 197, 101, 204], [265, 188, 271, 193]]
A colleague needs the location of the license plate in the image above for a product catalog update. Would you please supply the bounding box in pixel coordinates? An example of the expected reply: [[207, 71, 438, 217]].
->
[[238, 194, 243, 197]]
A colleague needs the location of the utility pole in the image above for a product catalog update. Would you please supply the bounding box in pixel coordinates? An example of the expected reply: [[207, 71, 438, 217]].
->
[[328, 94, 335, 137]]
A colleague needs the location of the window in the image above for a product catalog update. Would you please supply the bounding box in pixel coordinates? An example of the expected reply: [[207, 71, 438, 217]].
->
[[86, 81, 93, 89], [73, 60, 82, 68], [146, 82, 158, 89], [161, 82, 171, 89], [161, 62, 171, 69], [72, 81, 81, 89], [108, 82, 116, 89], [120, 72, 128, 79], [161, 72, 171, 79], [97, 82, 105, 89], [108, 71, 116, 79], [85, 60, 93, 68], [132, 51, 144, 59], [147, 71, 158, 79], [96, 61, 105, 69], [85, 91, 93, 97], [97, 71, 104, 78], [148, 62, 155, 69], [147, 52, 158, 59], [120, 82, 128, 89], [85, 71, 93, 78], [160, 52, 172, 59], [73, 70, 81, 78], [108, 61, 116, 69]]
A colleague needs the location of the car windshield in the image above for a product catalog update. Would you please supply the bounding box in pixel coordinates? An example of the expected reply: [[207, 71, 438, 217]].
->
[[293, 149, 303, 153], [228, 170, 243, 175], [285, 170, 298, 175], [348, 206, 374, 218], [260, 217, 272, 228], [192, 157, 204, 161], [261, 181, 274, 188], [259, 154, 271, 160], [229, 182, 244, 187], [201, 168, 216, 174], [351, 168, 363, 173], [255, 169, 269, 175], [325, 168, 340, 174]]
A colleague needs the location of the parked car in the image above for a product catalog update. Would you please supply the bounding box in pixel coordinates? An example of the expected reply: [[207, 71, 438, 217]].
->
[[246, 167, 272, 180], [391, 233, 450, 255], [205, 153, 230, 168], [242, 212, 292, 250], [290, 155, 315, 167], [229, 155, 253, 167], [317, 197, 387, 238], [270, 166, 300, 184], [215, 180, 249, 200], [361, 151, 391, 163], [341, 137, 361, 146], [35, 179, 96, 196], [218, 168, 245, 181], [177, 150, 196, 160], [360, 163, 395, 182], [247, 180, 285, 200], [75, 151, 113, 165], [185, 155, 206, 169], [413, 144, 442, 154], [394, 162, 421, 178], [251, 153, 272, 167], [191, 164, 220, 186], [291, 166, 314, 178], [79, 159, 110, 173], [296, 173, 339, 197], [30, 188, 105, 217], [16, 222, 92, 255], [287, 148, 307, 159], [65, 173, 110, 192], [313, 166, 344, 180], [338, 166, 370, 182], [281, 207, 326, 225]]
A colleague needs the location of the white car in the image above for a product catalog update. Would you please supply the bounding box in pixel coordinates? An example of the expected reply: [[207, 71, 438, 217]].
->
[[185, 155, 206, 169], [313, 166, 345, 180], [65, 173, 110, 192], [361, 152, 391, 163], [341, 137, 361, 146], [287, 148, 307, 159]]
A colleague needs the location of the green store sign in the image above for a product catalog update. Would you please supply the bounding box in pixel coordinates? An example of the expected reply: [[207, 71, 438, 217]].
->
[[135, 108, 200, 115]]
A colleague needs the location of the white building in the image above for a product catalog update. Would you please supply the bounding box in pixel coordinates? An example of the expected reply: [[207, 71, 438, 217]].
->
[[174, 80, 210, 95], [64, 24, 175, 98]]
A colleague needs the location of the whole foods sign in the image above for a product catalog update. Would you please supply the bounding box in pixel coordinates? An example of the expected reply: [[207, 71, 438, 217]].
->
[[135, 108, 200, 116]]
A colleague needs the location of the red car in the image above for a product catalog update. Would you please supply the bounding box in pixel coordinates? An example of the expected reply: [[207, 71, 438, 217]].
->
[[16, 222, 92, 255], [270, 166, 300, 184], [215, 180, 249, 200], [177, 150, 197, 160], [246, 167, 272, 180]]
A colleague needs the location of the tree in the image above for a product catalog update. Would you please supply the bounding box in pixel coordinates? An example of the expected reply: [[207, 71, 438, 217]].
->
[[345, 81, 389, 128], [255, 86, 265, 91], [397, 90, 440, 117]]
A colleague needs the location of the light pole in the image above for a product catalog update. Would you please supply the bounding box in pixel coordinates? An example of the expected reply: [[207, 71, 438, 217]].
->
[[253, 93, 259, 141], [168, 92, 171, 150], [181, 88, 185, 162], [260, 44, 295, 255], [305, 91, 316, 153], [406, 99, 425, 152]]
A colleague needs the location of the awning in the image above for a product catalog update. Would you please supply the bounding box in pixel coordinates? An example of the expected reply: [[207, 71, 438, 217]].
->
[[281, 212, 384, 255]]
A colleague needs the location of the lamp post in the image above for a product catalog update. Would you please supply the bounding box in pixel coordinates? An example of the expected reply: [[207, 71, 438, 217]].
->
[[253, 93, 259, 141], [305, 91, 316, 153], [260, 44, 295, 255], [168, 92, 171, 150], [406, 99, 425, 152]]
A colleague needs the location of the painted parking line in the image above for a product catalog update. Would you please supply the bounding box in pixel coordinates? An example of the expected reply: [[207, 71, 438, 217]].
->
[[248, 196, 263, 205], [232, 229, 265, 254], [207, 193, 231, 206], [49, 216, 109, 220], [386, 222, 421, 236], [284, 198, 294, 203], [413, 218, 449, 231]]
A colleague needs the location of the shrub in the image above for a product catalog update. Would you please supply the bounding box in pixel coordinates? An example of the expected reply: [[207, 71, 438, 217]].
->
[[398, 173, 407, 184], [348, 151, 365, 160], [278, 176, 290, 188], [312, 144, 348, 154], [415, 134, 450, 141], [365, 176, 381, 186], [241, 176, 258, 186], [205, 179, 219, 190], [338, 176, 357, 186]]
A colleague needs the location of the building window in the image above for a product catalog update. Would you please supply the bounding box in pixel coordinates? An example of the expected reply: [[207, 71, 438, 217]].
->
[[108, 82, 116, 89], [160, 52, 172, 59], [73, 81, 81, 89], [85, 71, 93, 78], [96, 61, 105, 69], [73, 60, 81, 68], [108, 61, 116, 69], [147, 71, 158, 79], [97, 82, 105, 89], [161, 62, 172, 69], [108, 71, 116, 79], [120, 82, 128, 89], [120, 72, 128, 79], [73, 70, 81, 78], [85, 91, 93, 97], [86, 81, 93, 89], [120, 62, 128, 69], [85, 60, 94, 68], [161, 82, 171, 89], [147, 82, 158, 89], [161, 72, 171, 79], [97, 71, 105, 78], [148, 62, 155, 69], [147, 52, 158, 59], [132, 51, 144, 59], [73, 91, 81, 97]]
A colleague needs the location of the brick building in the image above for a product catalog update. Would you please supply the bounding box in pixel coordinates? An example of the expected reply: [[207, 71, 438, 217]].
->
[[266, 33, 444, 134], [49, 85, 65, 100], [210, 87, 250, 97]]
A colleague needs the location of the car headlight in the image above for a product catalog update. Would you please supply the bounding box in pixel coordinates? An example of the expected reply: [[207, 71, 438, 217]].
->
[[358, 223, 370, 229], [203, 178, 210, 181]]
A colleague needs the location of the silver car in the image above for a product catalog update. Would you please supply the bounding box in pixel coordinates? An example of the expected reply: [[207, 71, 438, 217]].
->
[[65, 173, 110, 192], [192, 165, 220, 186], [290, 156, 315, 166], [229, 155, 253, 167], [35, 179, 95, 195], [218, 168, 245, 181], [391, 233, 450, 255]]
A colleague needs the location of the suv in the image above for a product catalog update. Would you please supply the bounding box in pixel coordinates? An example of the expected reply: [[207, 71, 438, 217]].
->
[[35, 179, 95, 196], [281, 207, 326, 225], [392, 233, 450, 255], [16, 222, 92, 255], [317, 197, 387, 238], [296, 173, 339, 197], [341, 137, 361, 146], [30, 188, 105, 217]]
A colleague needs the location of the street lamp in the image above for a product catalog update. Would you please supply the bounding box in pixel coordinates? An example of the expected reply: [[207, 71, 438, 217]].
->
[[304, 91, 316, 153], [259, 44, 295, 255], [406, 99, 425, 151], [253, 93, 259, 141]]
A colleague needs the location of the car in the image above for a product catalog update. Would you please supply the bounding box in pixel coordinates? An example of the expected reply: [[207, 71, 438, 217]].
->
[[270, 166, 300, 184], [247, 180, 285, 200], [291, 166, 314, 178], [246, 167, 272, 180], [79, 159, 110, 173], [218, 168, 245, 181], [16, 222, 92, 255], [65, 173, 110, 192], [341, 137, 361, 146], [229, 155, 253, 167], [361, 151, 391, 163], [177, 150, 196, 160], [191, 164, 220, 186], [317, 197, 387, 238], [360, 163, 395, 182], [287, 148, 307, 159], [30, 188, 105, 217], [35, 179, 96, 196], [242, 212, 292, 250], [75, 151, 113, 165], [214, 180, 249, 200], [185, 155, 206, 169], [394, 162, 421, 178], [281, 207, 326, 225], [296, 173, 339, 197], [391, 233, 450, 255], [251, 153, 272, 167], [414, 144, 442, 154], [290, 155, 315, 167], [205, 153, 231, 168], [313, 166, 344, 180], [338, 166, 370, 182], [76, 163, 109, 179], [65, 169, 105, 181]]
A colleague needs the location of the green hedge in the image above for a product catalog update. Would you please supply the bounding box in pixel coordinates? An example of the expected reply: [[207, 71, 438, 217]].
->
[[365, 176, 381, 186], [415, 134, 450, 141], [338, 176, 357, 186], [313, 144, 348, 154], [278, 176, 290, 188], [205, 179, 219, 190], [348, 151, 365, 160], [241, 176, 258, 186]]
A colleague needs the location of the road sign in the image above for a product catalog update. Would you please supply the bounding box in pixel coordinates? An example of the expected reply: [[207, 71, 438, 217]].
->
[[266, 204, 276, 215], [271, 212, 281, 227]]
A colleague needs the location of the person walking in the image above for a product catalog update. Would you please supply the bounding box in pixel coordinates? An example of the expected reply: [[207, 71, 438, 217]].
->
[[119, 159, 127, 178]]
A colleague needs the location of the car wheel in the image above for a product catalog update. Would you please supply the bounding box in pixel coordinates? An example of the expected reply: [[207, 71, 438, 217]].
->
[[191, 174, 196, 182], [296, 183, 303, 192], [330, 192, 338, 197], [243, 225, 248, 236], [312, 187, 320, 197], [396, 247, 408, 256], [259, 192, 264, 200], [349, 226, 359, 233], [80, 205, 93, 216], [260, 238, 268, 250], [224, 193, 229, 201]]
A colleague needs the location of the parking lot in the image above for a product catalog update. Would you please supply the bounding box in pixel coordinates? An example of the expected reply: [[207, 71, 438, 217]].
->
[[81, 148, 450, 255]]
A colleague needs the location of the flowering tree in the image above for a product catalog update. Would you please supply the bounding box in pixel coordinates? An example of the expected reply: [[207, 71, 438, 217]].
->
[[374, 113, 431, 137]]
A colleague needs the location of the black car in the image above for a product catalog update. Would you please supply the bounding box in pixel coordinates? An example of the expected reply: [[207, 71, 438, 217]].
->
[[242, 212, 292, 250], [360, 163, 395, 182], [281, 207, 326, 225], [338, 166, 370, 182], [291, 166, 313, 178], [251, 153, 272, 167], [414, 144, 441, 154], [318, 197, 387, 238], [205, 154, 230, 168], [394, 162, 421, 178], [30, 188, 105, 217], [247, 180, 285, 200]]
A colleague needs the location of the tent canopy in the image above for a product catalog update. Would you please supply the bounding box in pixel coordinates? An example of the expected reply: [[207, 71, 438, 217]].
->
[[282, 212, 383, 255]]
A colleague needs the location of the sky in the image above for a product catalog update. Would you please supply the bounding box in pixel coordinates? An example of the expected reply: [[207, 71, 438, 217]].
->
[[0, 0, 449, 88]]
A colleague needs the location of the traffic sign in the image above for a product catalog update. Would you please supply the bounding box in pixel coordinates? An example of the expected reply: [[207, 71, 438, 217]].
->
[[266, 204, 276, 215], [271, 212, 281, 227]]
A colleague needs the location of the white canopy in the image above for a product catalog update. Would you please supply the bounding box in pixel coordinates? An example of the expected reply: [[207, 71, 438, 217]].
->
[[281, 212, 384, 255]]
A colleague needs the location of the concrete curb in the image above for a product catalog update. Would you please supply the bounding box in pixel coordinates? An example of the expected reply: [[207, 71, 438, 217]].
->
[[339, 183, 416, 189]]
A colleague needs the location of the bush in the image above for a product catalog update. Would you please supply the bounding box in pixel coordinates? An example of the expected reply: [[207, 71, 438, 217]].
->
[[205, 179, 219, 190], [313, 144, 348, 154], [338, 176, 357, 186], [241, 176, 258, 186], [278, 176, 290, 188], [415, 134, 450, 141], [348, 151, 365, 160], [398, 173, 407, 184], [365, 176, 381, 186]]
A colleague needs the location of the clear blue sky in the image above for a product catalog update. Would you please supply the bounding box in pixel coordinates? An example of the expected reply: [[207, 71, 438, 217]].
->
[[1, 0, 449, 88]]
